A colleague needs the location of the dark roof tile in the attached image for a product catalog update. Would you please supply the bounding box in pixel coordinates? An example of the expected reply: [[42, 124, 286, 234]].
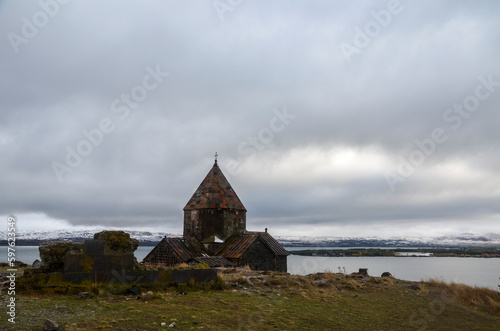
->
[[193, 256, 234, 267], [143, 237, 209, 263], [184, 162, 246, 211], [217, 232, 289, 259]]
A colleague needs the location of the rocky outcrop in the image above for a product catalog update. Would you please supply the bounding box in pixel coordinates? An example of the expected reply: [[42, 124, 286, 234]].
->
[[36, 231, 139, 274], [93, 231, 139, 255], [38, 241, 84, 272]]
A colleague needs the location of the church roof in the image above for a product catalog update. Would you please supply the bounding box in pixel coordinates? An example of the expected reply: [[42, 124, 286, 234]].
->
[[143, 237, 209, 263], [217, 232, 289, 259], [184, 161, 247, 211], [193, 256, 234, 267]]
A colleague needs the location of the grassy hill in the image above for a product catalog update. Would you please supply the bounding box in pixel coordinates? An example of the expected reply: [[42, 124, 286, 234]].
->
[[4, 268, 500, 330]]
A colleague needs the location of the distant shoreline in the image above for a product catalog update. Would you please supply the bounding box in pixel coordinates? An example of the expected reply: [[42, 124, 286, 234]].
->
[[2, 241, 500, 249], [2, 242, 499, 258], [290, 247, 500, 258]]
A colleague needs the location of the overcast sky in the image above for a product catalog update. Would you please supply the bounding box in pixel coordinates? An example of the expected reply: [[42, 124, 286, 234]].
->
[[1, 0, 499, 238]]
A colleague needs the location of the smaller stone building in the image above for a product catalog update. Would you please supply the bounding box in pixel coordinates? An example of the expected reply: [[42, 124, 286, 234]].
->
[[142, 237, 233, 268], [218, 232, 288, 272]]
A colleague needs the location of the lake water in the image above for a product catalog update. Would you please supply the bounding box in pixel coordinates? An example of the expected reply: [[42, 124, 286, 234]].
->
[[287, 255, 500, 290], [2, 246, 499, 290]]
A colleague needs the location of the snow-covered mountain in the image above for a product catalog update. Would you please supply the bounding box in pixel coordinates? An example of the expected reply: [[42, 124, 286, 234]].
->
[[1, 229, 499, 247], [0, 229, 176, 245], [275, 233, 500, 247]]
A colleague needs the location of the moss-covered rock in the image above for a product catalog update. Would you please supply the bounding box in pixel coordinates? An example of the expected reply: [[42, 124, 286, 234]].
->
[[93, 231, 139, 255], [38, 241, 84, 272]]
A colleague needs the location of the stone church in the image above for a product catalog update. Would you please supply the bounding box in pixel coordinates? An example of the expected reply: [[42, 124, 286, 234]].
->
[[143, 157, 288, 272]]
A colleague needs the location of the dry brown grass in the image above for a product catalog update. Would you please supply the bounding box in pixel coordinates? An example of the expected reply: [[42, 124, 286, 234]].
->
[[425, 278, 500, 311], [368, 275, 395, 287], [217, 268, 255, 286]]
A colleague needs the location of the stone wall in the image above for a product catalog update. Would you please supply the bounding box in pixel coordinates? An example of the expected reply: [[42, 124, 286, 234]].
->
[[238, 240, 287, 272], [25, 269, 218, 286], [29, 231, 219, 285], [38, 241, 84, 272], [275, 256, 287, 273], [183, 208, 246, 242]]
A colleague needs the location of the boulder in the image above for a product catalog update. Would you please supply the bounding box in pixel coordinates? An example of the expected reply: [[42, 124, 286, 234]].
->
[[32, 259, 42, 268], [43, 318, 59, 331], [381, 272, 392, 277], [78, 292, 92, 299], [127, 286, 141, 296]]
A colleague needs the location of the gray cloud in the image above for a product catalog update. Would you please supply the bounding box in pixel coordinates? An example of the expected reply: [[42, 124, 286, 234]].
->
[[1, 0, 499, 237]]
